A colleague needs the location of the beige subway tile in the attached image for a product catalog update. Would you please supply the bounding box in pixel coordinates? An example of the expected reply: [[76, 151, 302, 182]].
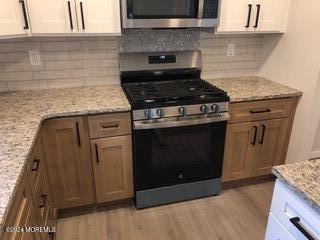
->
[[0, 71, 33, 82], [81, 40, 118, 50], [107, 67, 119, 75], [71, 68, 108, 78], [45, 60, 83, 70], [47, 78, 86, 89], [0, 82, 8, 92], [7, 80, 48, 91], [33, 70, 72, 80], [42, 51, 70, 61], [2, 62, 44, 72], [0, 42, 41, 53], [41, 42, 81, 51], [85, 76, 120, 86], [84, 59, 118, 68], [0, 52, 29, 63]]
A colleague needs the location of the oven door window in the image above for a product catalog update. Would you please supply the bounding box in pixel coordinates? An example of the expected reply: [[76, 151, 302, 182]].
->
[[134, 122, 227, 191], [126, 0, 199, 19]]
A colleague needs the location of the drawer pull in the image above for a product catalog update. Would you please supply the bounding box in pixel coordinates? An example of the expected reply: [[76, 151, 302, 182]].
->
[[249, 109, 271, 114], [289, 217, 317, 240], [95, 144, 100, 163], [251, 125, 258, 146], [48, 232, 55, 240], [101, 123, 119, 129], [259, 124, 266, 145], [31, 159, 40, 171], [39, 194, 48, 208], [76, 122, 81, 147]]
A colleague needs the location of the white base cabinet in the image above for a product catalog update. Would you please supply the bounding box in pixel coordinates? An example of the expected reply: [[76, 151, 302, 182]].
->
[[217, 0, 290, 33], [265, 180, 320, 240], [0, 0, 30, 38]]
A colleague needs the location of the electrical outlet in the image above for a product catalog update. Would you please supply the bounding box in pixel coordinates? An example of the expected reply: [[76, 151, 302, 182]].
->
[[227, 43, 236, 57], [29, 50, 41, 66]]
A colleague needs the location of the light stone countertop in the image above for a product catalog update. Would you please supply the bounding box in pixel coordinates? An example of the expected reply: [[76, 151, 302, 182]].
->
[[0, 85, 130, 230], [208, 76, 302, 102], [0, 76, 302, 230], [273, 159, 320, 214]]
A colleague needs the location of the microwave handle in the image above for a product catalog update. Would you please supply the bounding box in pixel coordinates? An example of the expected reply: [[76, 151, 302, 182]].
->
[[198, 0, 204, 18]]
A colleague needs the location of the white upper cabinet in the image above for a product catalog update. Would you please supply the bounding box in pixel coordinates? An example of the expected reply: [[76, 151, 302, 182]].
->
[[75, 0, 121, 34], [0, 0, 30, 37], [27, 0, 121, 35], [217, 0, 290, 33], [27, 0, 77, 34]]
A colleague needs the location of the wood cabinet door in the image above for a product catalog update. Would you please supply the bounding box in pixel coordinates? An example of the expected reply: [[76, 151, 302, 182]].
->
[[222, 122, 258, 181], [251, 118, 289, 176], [75, 0, 121, 34], [91, 135, 133, 203], [254, 0, 290, 33], [27, 0, 77, 34], [217, 0, 255, 33], [0, 0, 29, 37], [42, 117, 94, 209], [20, 205, 42, 240]]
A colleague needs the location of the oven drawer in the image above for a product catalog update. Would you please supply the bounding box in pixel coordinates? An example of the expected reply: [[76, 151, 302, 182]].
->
[[229, 98, 296, 123], [88, 112, 131, 139], [270, 180, 320, 240], [265, 212, 297, 240]]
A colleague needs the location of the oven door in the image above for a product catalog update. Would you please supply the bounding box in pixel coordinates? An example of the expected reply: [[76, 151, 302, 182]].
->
[[134, 121, 227, 191], [121, 0, 219, 28]]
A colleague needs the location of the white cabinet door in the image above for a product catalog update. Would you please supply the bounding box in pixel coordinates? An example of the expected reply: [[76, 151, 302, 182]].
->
[[27, 0, 77, 34], [0, 0, 30, 37], [254, 0, 290, 32], [217, 0, 255, 33], [75, 0, 121, 34]]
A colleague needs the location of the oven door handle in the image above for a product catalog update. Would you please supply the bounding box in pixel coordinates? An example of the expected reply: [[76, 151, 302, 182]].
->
[[134, 113, 230, 130]]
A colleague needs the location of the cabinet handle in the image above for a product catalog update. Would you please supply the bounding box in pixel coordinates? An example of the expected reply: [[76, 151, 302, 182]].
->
[[245, 4, 252, 28], [80, 2, 85, 30], [19, 0, 29, 29], [31, 158, 40, 171], [289, 217, 317, 240], [67, 1, 73, 30], [249, 109, 271, 114], [48, 233, 55, 240], [254, 4, 261, 28], [95, 144, 100, 163], [39, 194, 48, 208], [76, 122, 81, 146], [251, 126, 258, 145], [102, 123, 119, 129], [259, 124, 266, 144]]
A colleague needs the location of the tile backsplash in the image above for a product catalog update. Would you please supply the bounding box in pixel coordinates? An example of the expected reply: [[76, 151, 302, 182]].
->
[[0, 30, 263, 92]]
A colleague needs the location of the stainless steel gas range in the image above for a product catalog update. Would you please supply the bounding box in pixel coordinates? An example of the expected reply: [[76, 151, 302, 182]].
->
[[120, 51, 230, 209]]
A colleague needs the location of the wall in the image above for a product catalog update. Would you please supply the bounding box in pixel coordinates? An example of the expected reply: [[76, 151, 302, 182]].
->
[[258, 1, 320, 163], [0, 29, 263, 92]]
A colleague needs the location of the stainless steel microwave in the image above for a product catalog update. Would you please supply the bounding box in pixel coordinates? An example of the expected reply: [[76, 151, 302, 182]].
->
[[121, 0, 219, 28]]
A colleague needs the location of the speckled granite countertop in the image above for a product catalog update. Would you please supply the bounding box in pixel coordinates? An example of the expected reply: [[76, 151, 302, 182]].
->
[[208, 76, 302, 102], [0, 76, 302, 230], [273, 159, 320, 214], [0, 85, 130, 230]]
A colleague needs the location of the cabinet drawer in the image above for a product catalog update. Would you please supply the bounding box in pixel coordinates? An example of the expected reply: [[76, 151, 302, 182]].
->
[[88, 112, 131, 139], [270, 180, 320, 239], [265, 212, 296, 240], [33, 171, 49, 227], [229, 98, 296, 123]]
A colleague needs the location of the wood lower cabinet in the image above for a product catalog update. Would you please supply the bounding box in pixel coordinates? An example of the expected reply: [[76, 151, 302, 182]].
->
[[91, 135, 134, 203], [223, 98, 298, 182], [42, 117, 95, 209]]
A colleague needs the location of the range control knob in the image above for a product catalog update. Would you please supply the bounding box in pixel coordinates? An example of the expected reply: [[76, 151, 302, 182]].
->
[[144, 110, 151, 119], [200, 105, 209, 114], [156, 109, 164, 118], [178, 107, 186, 116], [211, 104, 220, 113]]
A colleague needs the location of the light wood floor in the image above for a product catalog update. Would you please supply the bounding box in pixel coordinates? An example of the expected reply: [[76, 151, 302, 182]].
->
[[56, 181, 274, 240]]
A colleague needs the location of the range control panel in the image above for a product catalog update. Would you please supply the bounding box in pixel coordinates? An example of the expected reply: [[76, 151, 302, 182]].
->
[[148, 55, 176, 64]]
